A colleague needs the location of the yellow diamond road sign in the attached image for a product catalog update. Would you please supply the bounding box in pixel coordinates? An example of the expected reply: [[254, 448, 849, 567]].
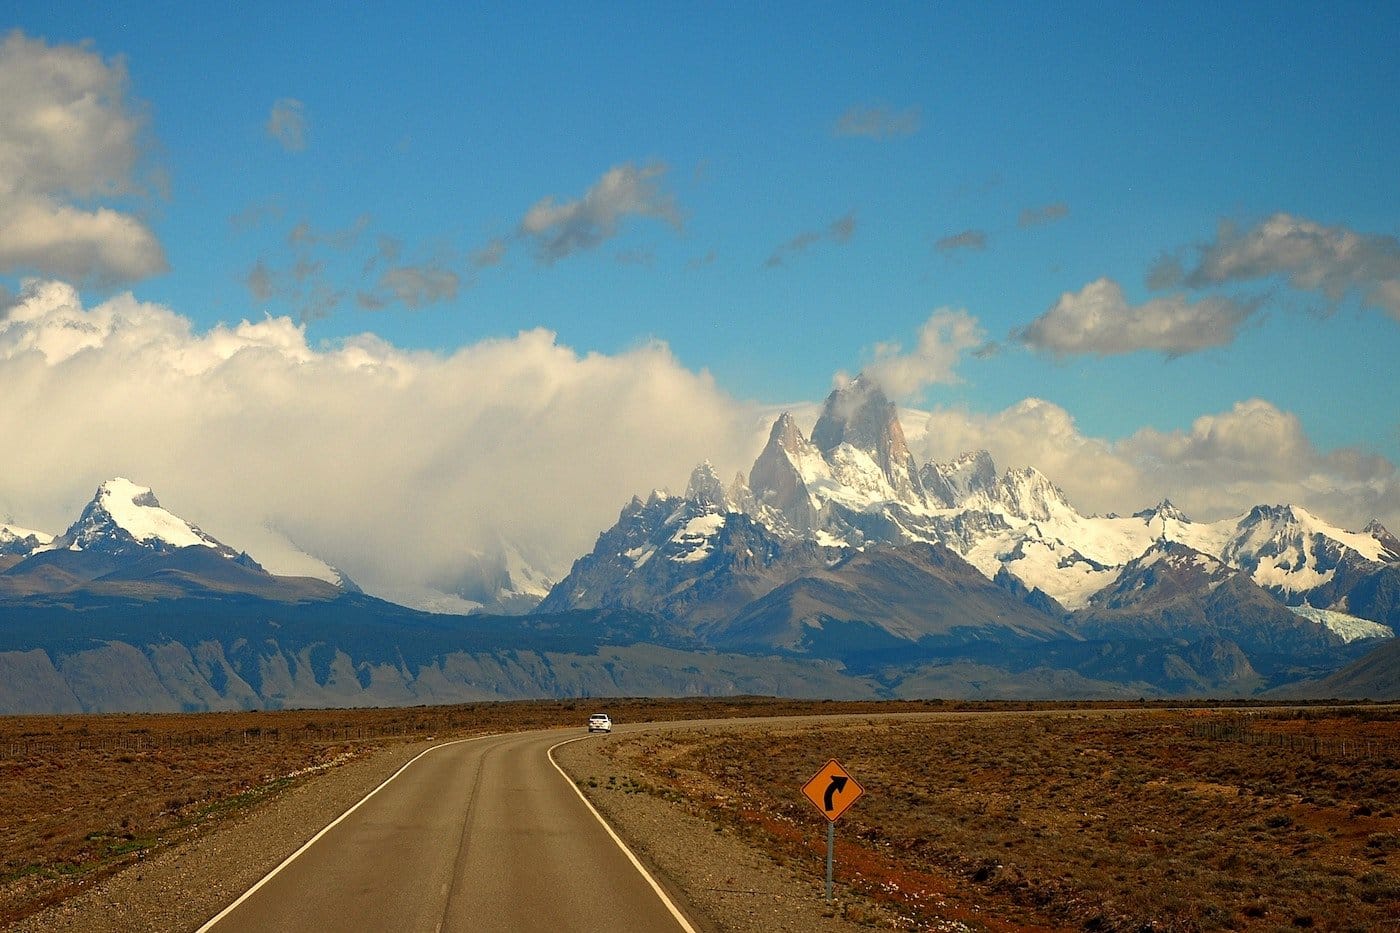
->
[[802, 759, 864, 822]]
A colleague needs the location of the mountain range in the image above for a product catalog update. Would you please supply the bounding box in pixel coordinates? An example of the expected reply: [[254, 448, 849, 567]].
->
[[1, 379, 1397, 711]]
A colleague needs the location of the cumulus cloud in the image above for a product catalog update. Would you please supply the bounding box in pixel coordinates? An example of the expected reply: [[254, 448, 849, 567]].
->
[[833, 104, 920, 139], [1015, 277, 1261, 357], [0, 30, 166, 285], [266, 98, 307, 152], [765, 211, 857, 268], [935, 229, 987, 255], [1018, 202, 1069, 228], [859, 308, 987, 400], [519, 163, 681, 264], [0, 281, 764, 609], [1164, 213, 1400, 320], [910, 397, 1399, 534]]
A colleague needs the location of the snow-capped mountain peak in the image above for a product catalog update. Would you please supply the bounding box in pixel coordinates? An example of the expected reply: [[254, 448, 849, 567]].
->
[[0, 522, 53, 557], [1088, 539, 1231, 610], [1221, 503, 1391, 596], [748, 411, 832, 533], [685, 461, 729, 509], [1363, 518, 1400, 562], [974, 465, 1076, 523], [50, 478, 238, 559], [921, 449, 997, 508], [810, 376, 924, 504]]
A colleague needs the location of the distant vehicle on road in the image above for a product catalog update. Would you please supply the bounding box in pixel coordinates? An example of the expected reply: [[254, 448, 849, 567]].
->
[[587, 713, 612, 733]]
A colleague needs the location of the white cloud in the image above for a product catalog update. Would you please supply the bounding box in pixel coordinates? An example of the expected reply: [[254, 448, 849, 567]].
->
[[1172, 213, 1400, 321], [859, 308, 987, 400], [519, 163, 681, 263], [0, 31, 166, 285], [266, 98, 307, 152], [0, 281, 762, 608], [1015, 277, 1260, 357], [910, 397, 1399, 533]]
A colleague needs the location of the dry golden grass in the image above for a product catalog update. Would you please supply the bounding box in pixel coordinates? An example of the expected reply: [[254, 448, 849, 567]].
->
[[598, 708, 1400, 931]]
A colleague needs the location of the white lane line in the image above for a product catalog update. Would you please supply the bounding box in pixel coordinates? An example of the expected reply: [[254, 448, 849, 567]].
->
[[196, 733, 499, 932], [548, 735, 699, 933]]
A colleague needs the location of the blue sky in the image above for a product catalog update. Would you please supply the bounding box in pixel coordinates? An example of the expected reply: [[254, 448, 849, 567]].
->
[[2, 4, 1398, 604]]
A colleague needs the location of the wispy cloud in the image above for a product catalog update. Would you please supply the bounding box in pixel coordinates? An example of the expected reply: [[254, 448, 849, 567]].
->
[[686, 250, 717, 271], [857, 308, 988, 400], [470, 237, 508, 269], [519, 163, 681, 264], [368, 262, 461, 309], [765, 211, 857, 268], [0, 31, 166, 286], [243, 217, 464, 320], [833, 103, 920, 139], [1014, 277, 1261, 358], [935, 229, 987, 254], [1154, 213, 1400, 321], [266, 98, 308, 152], [1018, 202, 1069, 228]]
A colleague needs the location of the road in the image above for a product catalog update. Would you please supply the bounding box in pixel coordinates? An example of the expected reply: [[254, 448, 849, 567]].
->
[[198, 727, 695, 933]]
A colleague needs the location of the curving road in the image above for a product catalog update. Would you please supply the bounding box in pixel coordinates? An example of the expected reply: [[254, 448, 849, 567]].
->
[[197, 727, 695, 933]]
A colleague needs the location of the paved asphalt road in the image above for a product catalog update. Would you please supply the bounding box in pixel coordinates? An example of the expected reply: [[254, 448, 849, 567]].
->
[[199, 726, 695, 933]]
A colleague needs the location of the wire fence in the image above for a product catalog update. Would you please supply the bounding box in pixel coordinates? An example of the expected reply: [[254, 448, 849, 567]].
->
[[1187, 715, 1400, 764]]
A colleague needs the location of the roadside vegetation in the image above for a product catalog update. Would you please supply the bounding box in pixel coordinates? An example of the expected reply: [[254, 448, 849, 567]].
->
[[592, 707, 1400, 930]]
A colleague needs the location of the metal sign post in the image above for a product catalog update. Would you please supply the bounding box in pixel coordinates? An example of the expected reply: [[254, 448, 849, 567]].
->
[[801, 759, 864, 903], [825, 821, 835, 901]]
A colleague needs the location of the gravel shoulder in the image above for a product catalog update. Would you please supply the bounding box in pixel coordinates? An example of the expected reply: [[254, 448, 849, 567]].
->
[[555, 732, 915, 932]]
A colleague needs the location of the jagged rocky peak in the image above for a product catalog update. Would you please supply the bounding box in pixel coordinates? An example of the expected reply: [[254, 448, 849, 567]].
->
[[685, 461, 728, 508], [983, 465, 1075, 522], [1133, 499, 1193, 540], [922, 449, 998, 507], [1363, 519, 1400, 561], [810, 375, 924, 503], [748, 411, 829, 533], [55, 478, 237, 558], [1134, 499, 1191, 524], [726, 471, 757, 514]]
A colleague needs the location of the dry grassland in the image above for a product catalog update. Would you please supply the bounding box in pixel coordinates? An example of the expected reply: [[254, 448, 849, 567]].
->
[[596, 708, 1400, 931]]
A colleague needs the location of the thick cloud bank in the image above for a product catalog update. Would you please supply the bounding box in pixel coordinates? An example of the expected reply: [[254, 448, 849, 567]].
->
[[0, 281, 765, 608], [911, 397, 1398, 534]]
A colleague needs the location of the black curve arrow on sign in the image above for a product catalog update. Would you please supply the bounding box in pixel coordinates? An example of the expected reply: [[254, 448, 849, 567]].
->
[[823, 775, 848, 811]]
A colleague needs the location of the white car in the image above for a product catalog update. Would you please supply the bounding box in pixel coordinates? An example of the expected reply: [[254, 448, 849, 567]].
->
[[587, 713, 612, 733]]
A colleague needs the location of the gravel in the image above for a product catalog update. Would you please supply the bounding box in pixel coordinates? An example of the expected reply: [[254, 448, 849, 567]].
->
[[10, 729, 904, 932]]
